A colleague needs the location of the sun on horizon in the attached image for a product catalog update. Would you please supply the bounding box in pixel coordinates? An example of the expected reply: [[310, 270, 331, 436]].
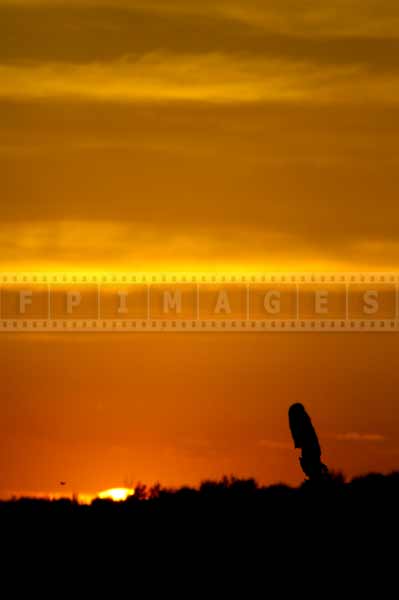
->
[[97, 488, 135, 502]]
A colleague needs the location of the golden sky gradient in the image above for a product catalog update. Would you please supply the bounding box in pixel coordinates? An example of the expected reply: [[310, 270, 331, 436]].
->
[[1, 0, 399, 497]]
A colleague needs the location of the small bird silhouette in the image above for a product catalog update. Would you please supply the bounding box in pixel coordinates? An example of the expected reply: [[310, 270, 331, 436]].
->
[[59, 481, 67, 486]]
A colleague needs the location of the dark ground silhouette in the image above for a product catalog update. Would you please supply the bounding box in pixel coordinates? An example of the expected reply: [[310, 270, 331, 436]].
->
[[2, 472, 399, 535], [1, 472, 398, 583], [2, 405, 398, 572]]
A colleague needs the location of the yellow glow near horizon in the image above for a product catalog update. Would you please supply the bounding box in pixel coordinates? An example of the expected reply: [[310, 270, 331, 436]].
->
[[98, 488, 135, 502], [2, 0, 399, 497], [1, 265, 399, 281]]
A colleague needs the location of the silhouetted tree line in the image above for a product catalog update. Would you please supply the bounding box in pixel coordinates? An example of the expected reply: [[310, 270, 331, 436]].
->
[[2, 406, 398, 563], [2, 471, 399, 577], [1, 472, 399, 526]]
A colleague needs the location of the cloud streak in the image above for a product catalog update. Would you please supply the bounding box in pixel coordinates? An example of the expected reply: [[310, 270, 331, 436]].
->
[[333, 433, 386, 442], [2, 55, 399, 104], [1, 1, 399, 69]]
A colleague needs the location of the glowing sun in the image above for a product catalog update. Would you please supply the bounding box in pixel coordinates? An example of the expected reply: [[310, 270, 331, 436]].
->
[[98, 487, 134, 502]]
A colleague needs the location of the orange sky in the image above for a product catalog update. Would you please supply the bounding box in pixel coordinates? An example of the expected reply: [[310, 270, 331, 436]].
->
[[1, 0, 399, 498]]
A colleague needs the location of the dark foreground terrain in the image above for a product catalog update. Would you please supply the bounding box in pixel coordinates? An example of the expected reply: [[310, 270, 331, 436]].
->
[[2, 472, 398, 585], [2, 472, 398, 539]]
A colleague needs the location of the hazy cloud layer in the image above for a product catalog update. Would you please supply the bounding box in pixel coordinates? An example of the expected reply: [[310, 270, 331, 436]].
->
[[2, 57, 399, 105], [1, 1, 399, 105], [1, 1, 399, 269]]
